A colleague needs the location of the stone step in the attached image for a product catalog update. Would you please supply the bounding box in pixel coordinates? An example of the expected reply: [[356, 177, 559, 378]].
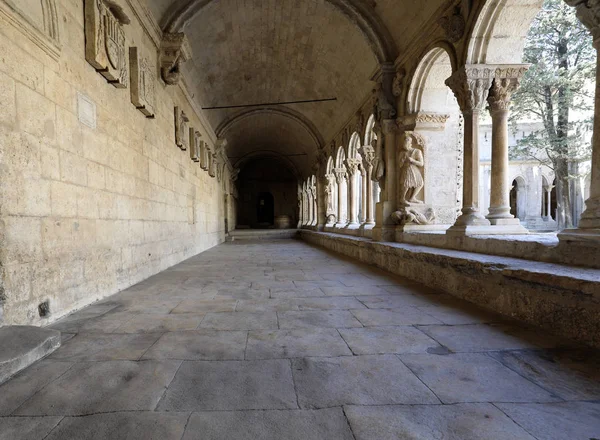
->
[[0, 326, 61, 385]]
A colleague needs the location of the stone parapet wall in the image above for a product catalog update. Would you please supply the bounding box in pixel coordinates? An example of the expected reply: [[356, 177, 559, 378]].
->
[[0, 0, 227, 326], [300, 230, 600, 348]]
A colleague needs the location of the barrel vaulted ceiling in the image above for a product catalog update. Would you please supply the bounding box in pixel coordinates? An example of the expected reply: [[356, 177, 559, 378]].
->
[[146, 0, 447, 174]]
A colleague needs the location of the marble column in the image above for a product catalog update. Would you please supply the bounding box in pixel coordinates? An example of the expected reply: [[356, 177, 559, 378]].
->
[[324, 173, 336, 226], [360, 166, 367, 224], [345, 158, 361, 228], [334, 168, 348, 228], [445, 65, 494, 235], [560, 1, 600, 243], [485, 66, 529, 233], [311, 184, 318, 227], [360, 144, 376, 226]]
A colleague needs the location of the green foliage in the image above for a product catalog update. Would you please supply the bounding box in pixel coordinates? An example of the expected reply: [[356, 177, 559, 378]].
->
[[509, 0, 595, 227]]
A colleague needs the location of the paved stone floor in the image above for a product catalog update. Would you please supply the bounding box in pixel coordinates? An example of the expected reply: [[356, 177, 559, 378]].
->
[[1, 239, 600, 439]]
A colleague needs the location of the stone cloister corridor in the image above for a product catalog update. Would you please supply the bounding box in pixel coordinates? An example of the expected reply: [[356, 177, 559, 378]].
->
[[0, 239, 598, 439]]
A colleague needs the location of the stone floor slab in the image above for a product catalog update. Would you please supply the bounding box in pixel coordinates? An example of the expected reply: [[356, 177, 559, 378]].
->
[[339, 327, 441, 355], [171, 299, 237, 314], [292, 355, 439, 408], [48, 333, 160, 361], [182, 408, 354, 440], [199, 312, 278, 330], [491, 349, 600, 400], [496, 401, 600, 440], [44, 412, 189, 440], [235, 299, 299, 312], [278, 311, 363, 329], [0, 360, 73, 415], [115, 314, 204, 333], [142, 330, 247, 360], [320, 286, 389, 296], [246, 328, 352, 359], [157, 359, 297, 411], [419, 324, 562, 352], [400, 353, 560, 404], [14, 360, 181, 416], [295, 297, 366, 310], [351, 308, 442, 326], [344, 403, 537, 440], [0, 416, 62, 440]]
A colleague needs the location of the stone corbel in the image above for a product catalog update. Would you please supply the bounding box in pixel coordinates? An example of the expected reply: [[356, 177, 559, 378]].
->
[[160, 32, 192, 85]]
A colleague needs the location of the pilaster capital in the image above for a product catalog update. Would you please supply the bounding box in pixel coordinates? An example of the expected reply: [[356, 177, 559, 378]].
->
[[487, 65, 530, 113], [565, 0, 600, 47], [160, 33, 192, 85], [445, 65, 495, 114]]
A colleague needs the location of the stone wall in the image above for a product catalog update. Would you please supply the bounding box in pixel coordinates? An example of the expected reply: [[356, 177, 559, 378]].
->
[[0, 0, 227, 326]]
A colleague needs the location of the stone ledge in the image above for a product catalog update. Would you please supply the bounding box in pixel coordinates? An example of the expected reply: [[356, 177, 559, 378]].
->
[[299, 230, 600, 349], [0, 326, 61, 385], [228, 229, 299, 241]]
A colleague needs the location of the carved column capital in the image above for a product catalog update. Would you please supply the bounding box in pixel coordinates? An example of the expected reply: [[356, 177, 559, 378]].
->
[[345, 158, 361, 175], [160, 33, 192, 85], [565, 0, 600, 47], [445, 65, 495, 114], [360, 144, 375, 169], [334, 168, 347, 183], [487, 65, 530, 113]]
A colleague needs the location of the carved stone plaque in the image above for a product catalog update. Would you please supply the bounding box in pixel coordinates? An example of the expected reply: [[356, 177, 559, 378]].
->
[[189, 129, 201, 162], [129, 47, 155, 118], [85, 0, 130, 88], [174, 107, 189, 151]]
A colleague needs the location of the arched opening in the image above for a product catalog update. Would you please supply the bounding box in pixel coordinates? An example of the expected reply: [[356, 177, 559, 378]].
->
[[325, 156, 338, 226], [334, 146, 348, 228], [510, 177, 527, 220], [364, 114, 381, 211], [346, 132, 362, 228], [235, 157, 297, 229], [406, 47, 462, 225]]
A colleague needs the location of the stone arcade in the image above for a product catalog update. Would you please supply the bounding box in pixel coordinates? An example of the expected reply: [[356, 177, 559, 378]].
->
[[0, 0, 599, 439]]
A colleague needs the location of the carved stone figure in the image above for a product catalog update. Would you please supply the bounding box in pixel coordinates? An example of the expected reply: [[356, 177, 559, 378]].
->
[[372, 81, 396, 121], [160, 33, 192, 86], [371, 123, 385, 188], [85, 0, 130, 88], [325, 173, 336, 219], [392, 206, 436, 225], [129, 47, 155, 118], [398, 132, 425, 205], [438, 7, 465, 43], [392, 68, 406, 98], [174, 107, 189, 151]]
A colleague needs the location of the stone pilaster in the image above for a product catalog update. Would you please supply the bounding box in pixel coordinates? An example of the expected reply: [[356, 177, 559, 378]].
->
[[445, 65, 494, 235], [372, 119, 399, 241], [485, 65, 529, 234], [560, 1, 600, 243]]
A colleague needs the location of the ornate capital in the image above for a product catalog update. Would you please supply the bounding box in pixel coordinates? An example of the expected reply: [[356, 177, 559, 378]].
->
[[445, 65, 495, 114], [345, 158, 361, 175], [334, 168, 347, 183], [160, 33, 192, 85], [565, 0, 600, 47], [487, 65, 529, 113]]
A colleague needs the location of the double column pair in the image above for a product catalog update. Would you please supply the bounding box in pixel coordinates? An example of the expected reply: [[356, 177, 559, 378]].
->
[[446, 65, 529, 235]]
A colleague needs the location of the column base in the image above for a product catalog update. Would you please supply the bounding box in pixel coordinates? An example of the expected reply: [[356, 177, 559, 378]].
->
[[345, 222, 361, 230], [446, 223, 528, 236], [558, 228, 600, 244], [371, 225, 396, 242], [453, 211, 491, 227]]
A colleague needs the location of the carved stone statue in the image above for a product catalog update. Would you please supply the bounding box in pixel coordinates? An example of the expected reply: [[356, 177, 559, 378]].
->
[[392, 206, 436, 226], [398, 132, 424, 205], [372, 135, 385, 189]]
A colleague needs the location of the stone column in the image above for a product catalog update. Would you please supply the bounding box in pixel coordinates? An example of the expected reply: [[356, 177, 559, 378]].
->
[[334, 168, 348, 228], [324, 173, 336, 226], [360, 166, 367, 224], [360, 145, 376, 226], [297, 186, 303, 228], [345, 158, 361, 228], [560, 1, 600, 243], [485, 66, 529, 233], [311, 185, 318, 227], [372, 119, 399, 241], [445, 65, 494, 235]]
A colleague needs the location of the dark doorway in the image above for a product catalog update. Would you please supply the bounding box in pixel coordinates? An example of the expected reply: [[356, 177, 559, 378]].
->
[[257, 192, 274, 227], [510, 180, 518, 217]]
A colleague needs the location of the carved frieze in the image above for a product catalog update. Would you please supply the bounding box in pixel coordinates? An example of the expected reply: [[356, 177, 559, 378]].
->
[[129, 47, 155, 118], [189, 129, 201, 162], [160, 33, 192, 85], [85, 0, 130, 88], [174, 107, 189, 150]]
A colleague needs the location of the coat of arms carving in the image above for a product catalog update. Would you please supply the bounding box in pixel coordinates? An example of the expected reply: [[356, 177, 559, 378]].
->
[[85, 0, 130, 88], [175, 107, 190, 151], [129, 47, 156, 118]]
